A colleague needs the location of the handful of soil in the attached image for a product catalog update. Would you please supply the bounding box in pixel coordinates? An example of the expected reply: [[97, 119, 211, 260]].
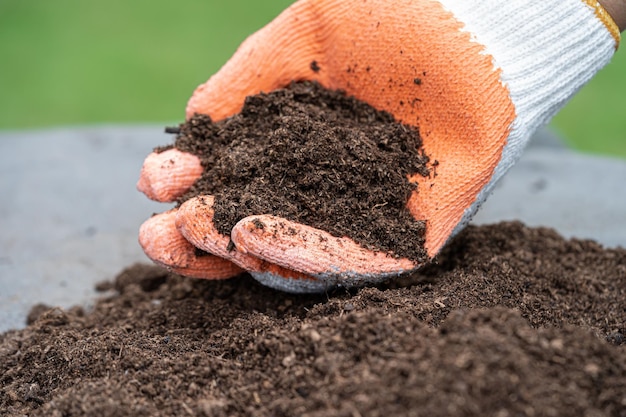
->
[[162, 81, 431, 263]]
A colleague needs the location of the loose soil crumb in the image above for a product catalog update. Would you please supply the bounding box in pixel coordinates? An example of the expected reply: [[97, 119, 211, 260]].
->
[[2, 222, 625, 417], [163, 81, 431, 262]]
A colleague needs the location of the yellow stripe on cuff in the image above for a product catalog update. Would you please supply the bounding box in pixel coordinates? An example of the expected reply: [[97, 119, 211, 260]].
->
[[583, 0, 621, 48]]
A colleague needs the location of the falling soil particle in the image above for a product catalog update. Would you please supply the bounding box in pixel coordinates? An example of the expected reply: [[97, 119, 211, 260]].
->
[[1, 222, 626, 416], [164, 81, 431, 263]]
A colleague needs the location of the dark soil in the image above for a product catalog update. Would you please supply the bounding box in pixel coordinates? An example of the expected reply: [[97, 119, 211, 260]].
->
[[164, 81, 431, 262], [2, 222, 625, 417]]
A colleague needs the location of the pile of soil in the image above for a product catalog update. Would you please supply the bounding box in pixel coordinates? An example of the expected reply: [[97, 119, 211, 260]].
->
[[161, 81, 431, 262], [1, 222, 625, 416]]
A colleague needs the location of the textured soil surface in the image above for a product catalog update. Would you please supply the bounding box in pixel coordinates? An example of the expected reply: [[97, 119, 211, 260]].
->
[[163, 81, 431, 262], [2, 222, 625, 417]]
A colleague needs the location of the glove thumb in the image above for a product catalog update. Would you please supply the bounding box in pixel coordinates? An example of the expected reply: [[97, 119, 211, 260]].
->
[[186, 0, 327, 121]]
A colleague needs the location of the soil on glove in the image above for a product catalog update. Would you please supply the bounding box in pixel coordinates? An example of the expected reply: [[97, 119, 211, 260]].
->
[[2, 222, 626, 417], [161, 81, 431, 263]]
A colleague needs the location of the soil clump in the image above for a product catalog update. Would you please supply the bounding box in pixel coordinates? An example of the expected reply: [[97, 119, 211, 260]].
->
[[163, 81, 431, 262], [1, 222, 625, 417]]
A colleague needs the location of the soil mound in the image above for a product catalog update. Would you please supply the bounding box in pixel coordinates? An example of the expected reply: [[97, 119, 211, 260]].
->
[[2, 222, 625, 417]]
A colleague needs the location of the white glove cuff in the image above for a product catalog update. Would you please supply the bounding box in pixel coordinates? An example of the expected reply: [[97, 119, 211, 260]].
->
[[440, 0, 619, 236]]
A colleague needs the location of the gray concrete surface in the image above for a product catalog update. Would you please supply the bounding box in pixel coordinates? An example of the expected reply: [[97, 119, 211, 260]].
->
[[1, 126, 625, 333], [0, 126, 167, 333]]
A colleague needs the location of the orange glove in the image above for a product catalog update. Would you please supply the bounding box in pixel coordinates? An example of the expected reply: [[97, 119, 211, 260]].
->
[[138, 0, 621, 292]]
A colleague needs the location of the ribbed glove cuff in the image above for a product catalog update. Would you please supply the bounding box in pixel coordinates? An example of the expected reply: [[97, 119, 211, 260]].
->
[[442, 0, 619, 236]]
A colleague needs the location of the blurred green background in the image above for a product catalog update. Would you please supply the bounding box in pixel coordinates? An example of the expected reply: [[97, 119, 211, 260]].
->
[[1, 0, 624, 157]]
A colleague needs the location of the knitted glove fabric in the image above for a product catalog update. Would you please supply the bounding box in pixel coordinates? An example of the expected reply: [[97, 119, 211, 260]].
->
[[138, 0, 620, 292]]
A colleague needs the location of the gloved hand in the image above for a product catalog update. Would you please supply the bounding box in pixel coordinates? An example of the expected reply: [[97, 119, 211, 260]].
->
[[138, 0, 621, 293]]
